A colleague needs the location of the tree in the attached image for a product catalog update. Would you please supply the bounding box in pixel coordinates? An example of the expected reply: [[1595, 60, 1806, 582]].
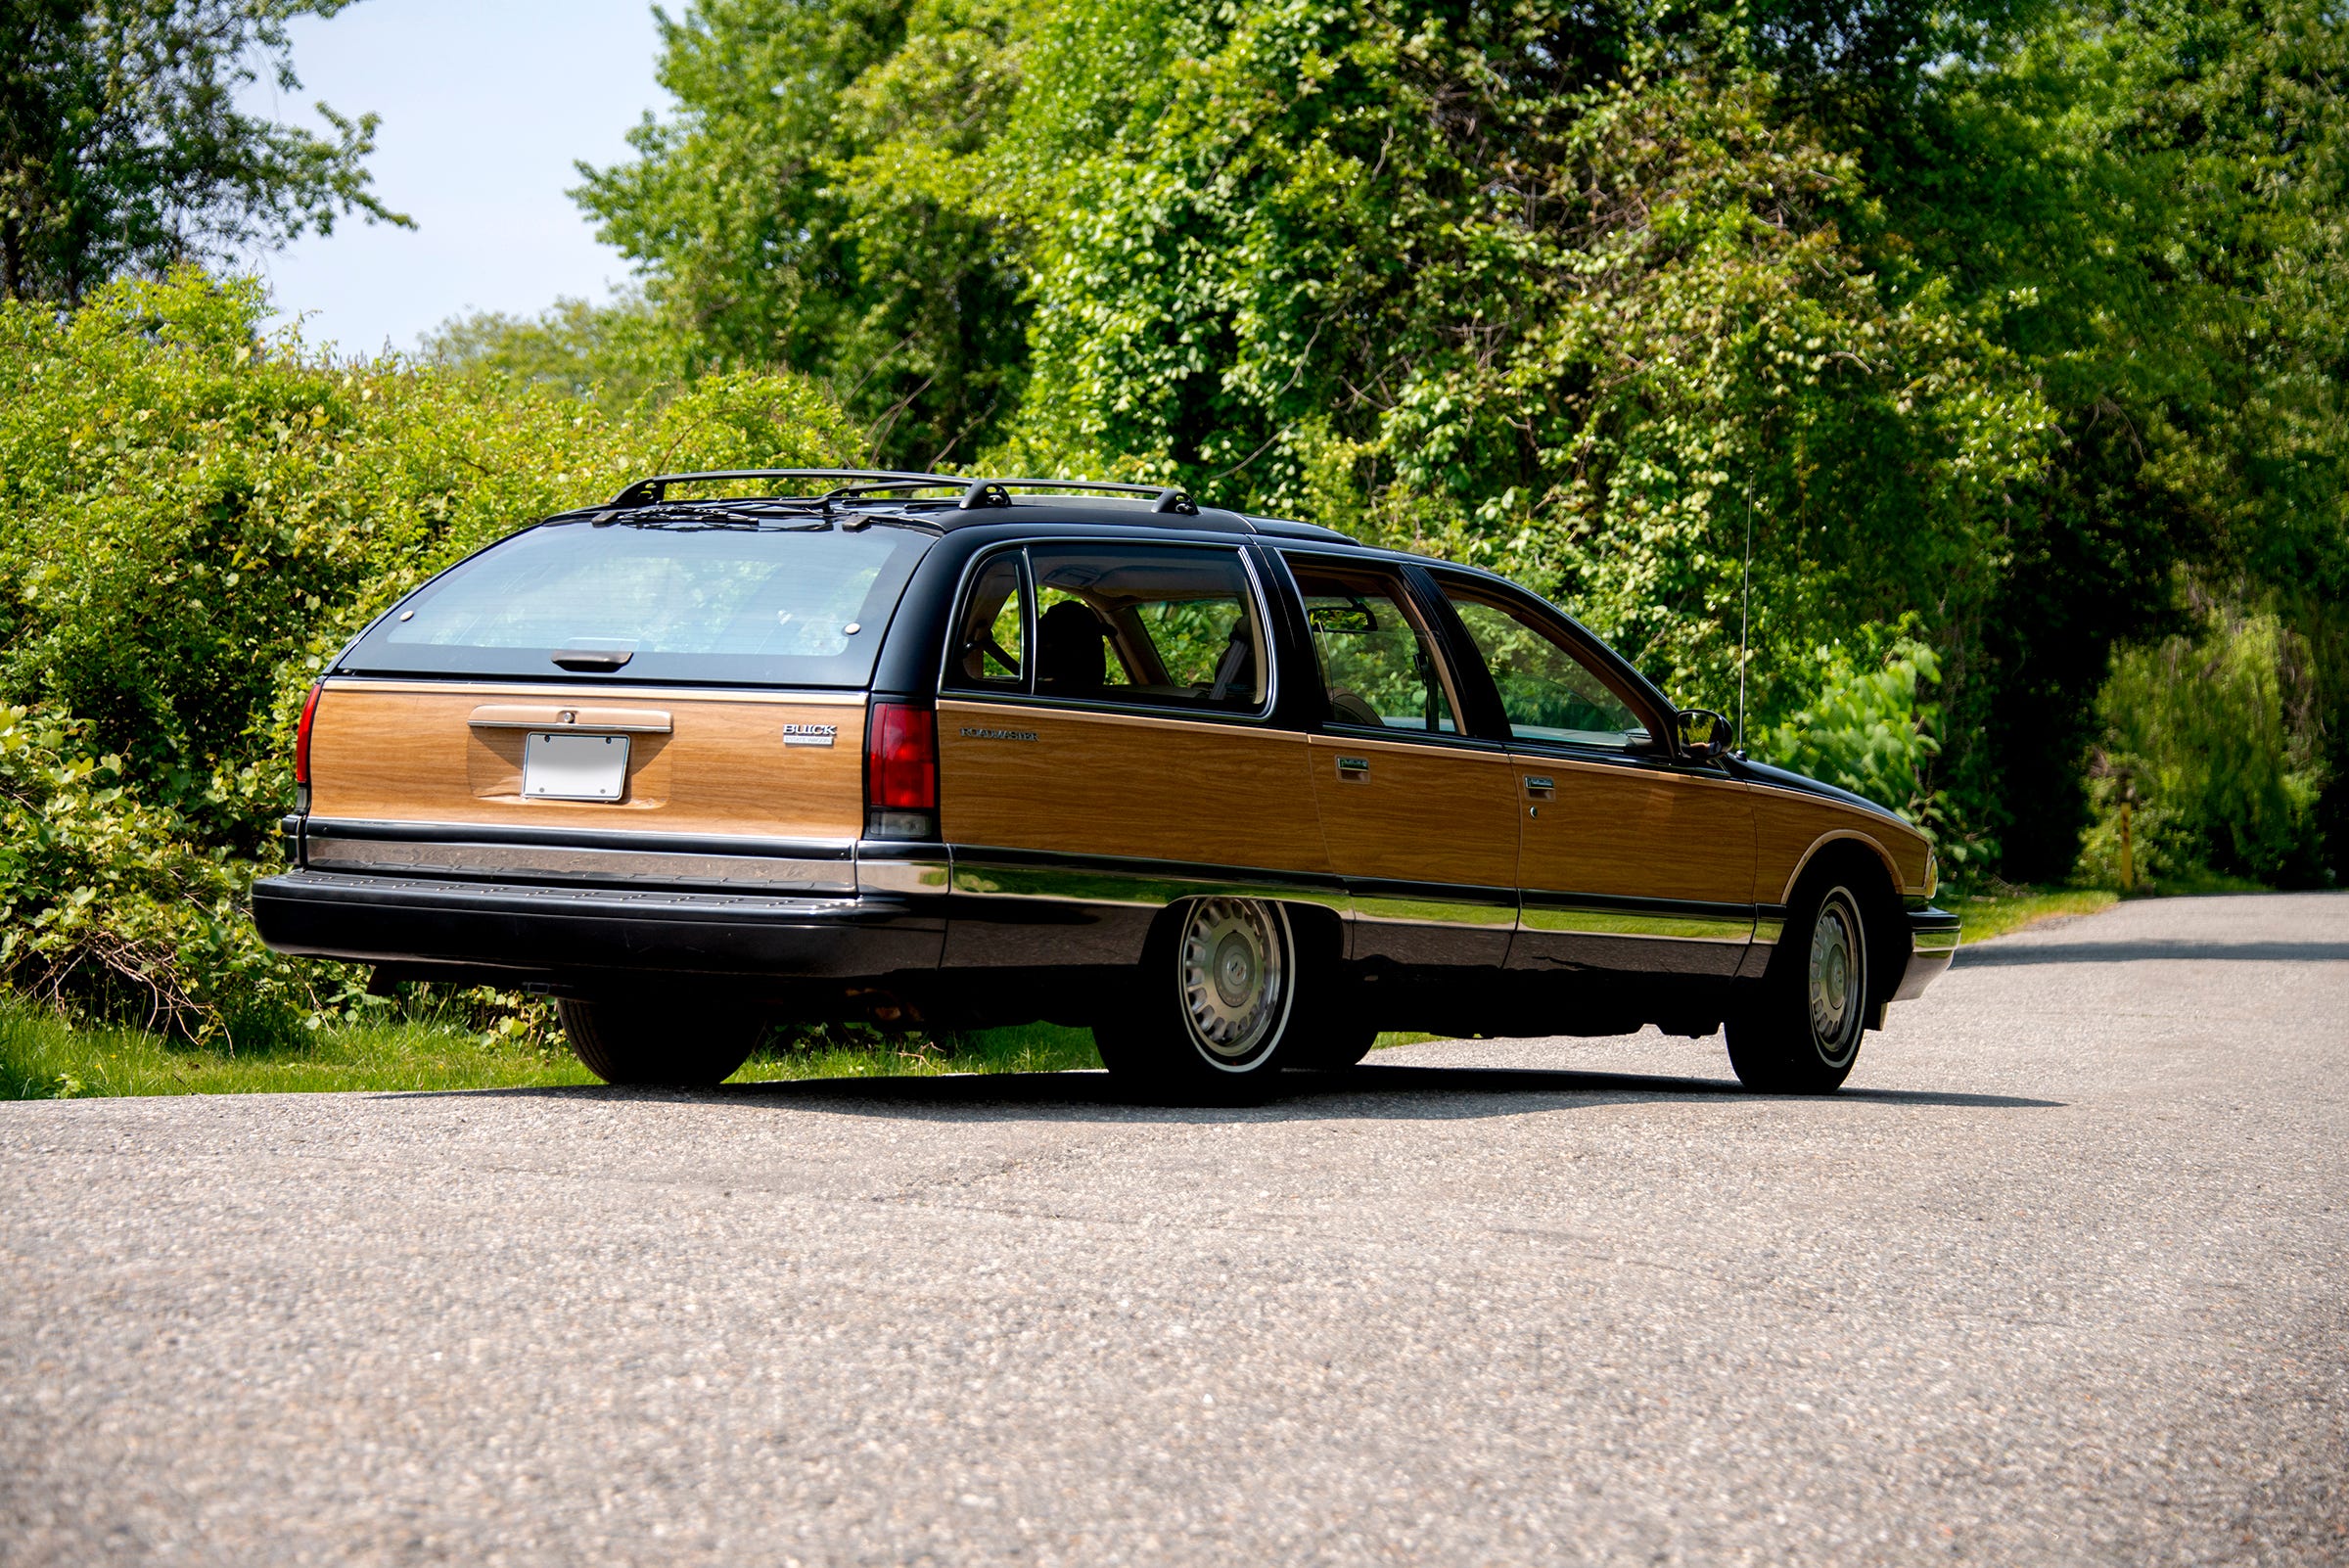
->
[[573, 0, 1031, 470], [421, 292, 688, 411], [576, 0, 2349, 882], [0, 0, 408, 305]]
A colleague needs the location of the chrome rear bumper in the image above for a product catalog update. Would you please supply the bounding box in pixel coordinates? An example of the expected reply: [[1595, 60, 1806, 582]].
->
[[252, 868, 944, 982]]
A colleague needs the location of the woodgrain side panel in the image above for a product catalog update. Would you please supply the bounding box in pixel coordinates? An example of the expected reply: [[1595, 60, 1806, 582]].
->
[[937, 701, 1329, 874], [307, 679, 865, 839], [1516, 756, 1756, 907], [1748, 784, 1932, 903], [1304, 734, 1518, 891]]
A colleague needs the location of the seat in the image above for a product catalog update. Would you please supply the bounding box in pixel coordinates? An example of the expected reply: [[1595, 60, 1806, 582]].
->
[[1036, 600, 1111, 694], [1207, 617, 1256, 704]]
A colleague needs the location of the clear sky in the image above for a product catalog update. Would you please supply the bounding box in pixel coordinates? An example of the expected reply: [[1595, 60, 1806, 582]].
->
[[238, 0, 667, 357]]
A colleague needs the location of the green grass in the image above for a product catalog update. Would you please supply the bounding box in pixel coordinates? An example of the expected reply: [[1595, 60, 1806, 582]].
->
[[6, 876, 2271, 1099], [1950, 884, 2119, 944], [740, 1023, 1100, 1083], [1947, 872, 2275, 945], [0, 997, 1100, 1102]]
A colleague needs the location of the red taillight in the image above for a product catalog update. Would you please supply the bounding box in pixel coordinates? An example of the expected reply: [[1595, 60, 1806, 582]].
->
[[865, 701, 938, 810], [294, 681, 324, 786]]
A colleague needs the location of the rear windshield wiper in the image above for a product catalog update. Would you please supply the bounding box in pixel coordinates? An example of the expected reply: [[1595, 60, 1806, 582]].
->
[[589, 498, 833, 531]]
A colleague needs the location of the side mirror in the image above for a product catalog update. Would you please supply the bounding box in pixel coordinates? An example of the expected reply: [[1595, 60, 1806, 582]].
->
[[1677, 708, 1733, 761]]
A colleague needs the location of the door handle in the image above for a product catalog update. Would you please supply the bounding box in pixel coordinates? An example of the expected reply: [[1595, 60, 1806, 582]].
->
[[1336, 756, 1370, 778], [1523, 775, 1554, 794]]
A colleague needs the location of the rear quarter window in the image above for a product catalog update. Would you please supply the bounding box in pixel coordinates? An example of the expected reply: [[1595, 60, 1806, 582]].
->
[[945, 542, 1270, 715], [344, 520, 932, 687]]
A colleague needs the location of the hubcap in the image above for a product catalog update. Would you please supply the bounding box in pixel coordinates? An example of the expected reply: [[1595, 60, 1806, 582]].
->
[[1808, 889, 1865, 1062], [1180, 899, 1288, 1062]]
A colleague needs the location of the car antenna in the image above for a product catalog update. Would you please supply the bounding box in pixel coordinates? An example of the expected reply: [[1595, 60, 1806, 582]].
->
[[1736, 475, 1754, 758]]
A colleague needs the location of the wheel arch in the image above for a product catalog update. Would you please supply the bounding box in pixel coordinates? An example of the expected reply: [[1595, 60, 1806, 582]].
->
[[1134, 892, 1339, 958], [1775, 827, 1905, 908], [1780, 838, 1910, 1021]]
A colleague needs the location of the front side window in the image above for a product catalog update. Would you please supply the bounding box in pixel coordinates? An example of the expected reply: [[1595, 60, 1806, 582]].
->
[[996, 543, 1268, 713], [1441, 582, 1650, 751], [1284, 557, 1461, 734]]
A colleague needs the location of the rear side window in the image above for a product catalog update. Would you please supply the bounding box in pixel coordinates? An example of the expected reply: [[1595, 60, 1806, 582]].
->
[[945, 551, 1028, 690], [946, 542, 1269, 714], [344, 520, 931, 687]]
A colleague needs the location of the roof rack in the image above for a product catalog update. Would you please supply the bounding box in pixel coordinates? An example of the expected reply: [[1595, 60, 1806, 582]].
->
[[601, 469, 1206, 520], [956, 479, 1197, 516], [606, 469, 955, 509]]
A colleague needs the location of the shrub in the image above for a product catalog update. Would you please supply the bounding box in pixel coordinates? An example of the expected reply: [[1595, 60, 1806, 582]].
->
[[2080, 611, 2329, 889], [0, 268, 865, 1039], [1752, 623, 1976, 867]]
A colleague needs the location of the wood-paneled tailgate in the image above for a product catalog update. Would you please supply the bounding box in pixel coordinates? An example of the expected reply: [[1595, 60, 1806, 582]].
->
[[937, 700, 1329, 873], [1747, 783, 1933, 903], [307, 679, 866, 840]]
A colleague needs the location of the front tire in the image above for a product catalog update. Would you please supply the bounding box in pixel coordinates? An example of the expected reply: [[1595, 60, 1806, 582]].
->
[[558, 996, 762, 1086], [1726, 881, 1871, 1094], [1094, 898, 1300, 1103]]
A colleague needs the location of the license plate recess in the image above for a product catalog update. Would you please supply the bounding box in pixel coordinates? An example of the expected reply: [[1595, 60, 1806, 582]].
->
[[522, 731, 630, 801]]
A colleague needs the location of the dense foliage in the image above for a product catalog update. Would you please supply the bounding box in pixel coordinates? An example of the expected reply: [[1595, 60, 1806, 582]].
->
[[0, 270, 864, 1037], [7, 0, 2342, 1044], [539, 0, 2346, 884], [0, 0, 407, 303], [2082, 611, 2329, 889], [570, 0, 1031, 469]]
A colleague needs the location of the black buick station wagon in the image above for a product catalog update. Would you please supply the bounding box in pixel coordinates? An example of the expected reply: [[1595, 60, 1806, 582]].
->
[[253, 471, 1959, 1100]]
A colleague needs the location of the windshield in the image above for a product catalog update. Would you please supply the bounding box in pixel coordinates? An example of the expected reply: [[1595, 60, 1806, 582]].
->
[[343, 518, 932, 687]]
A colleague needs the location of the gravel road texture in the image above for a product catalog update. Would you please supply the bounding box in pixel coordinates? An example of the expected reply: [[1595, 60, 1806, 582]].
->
[[3, 892, 2344, 1566]]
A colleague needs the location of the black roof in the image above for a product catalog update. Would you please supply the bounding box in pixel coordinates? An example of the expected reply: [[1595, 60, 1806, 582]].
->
[[564, 468, 1355, 544]]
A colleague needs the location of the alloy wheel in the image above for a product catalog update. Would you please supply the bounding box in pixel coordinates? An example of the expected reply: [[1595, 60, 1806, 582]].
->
[[1806, 887, 1866, 1066], [1177, 898, 1291, 1067]]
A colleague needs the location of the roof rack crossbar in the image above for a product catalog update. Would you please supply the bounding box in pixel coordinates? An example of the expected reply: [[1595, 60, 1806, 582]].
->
[[607, 469, 955, 509], [957, 478, 1197, 516]]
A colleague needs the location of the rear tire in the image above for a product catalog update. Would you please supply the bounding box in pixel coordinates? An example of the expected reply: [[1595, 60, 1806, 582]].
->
[[1726, 880, 1871, 1094], [558, 996, 762, 1086], [1094, 898, 1300, 1103]]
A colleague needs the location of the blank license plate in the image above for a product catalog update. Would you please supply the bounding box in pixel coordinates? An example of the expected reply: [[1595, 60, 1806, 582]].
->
[[522, 731, 630, 801]]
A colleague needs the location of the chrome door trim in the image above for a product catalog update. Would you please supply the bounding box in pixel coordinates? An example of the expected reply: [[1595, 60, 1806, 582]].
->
[[941, 848, 1519, 935], [945, 848, 1350, 916], [1348, 880, 1519, 930], [1518, 892, 1756, 945]]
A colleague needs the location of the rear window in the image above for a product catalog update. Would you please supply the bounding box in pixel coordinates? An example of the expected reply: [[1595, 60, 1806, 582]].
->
[[343, 519, 932, 687]]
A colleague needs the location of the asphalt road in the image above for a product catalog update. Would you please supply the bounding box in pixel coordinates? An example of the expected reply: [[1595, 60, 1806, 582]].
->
[[4, 893, 2345, 1566]]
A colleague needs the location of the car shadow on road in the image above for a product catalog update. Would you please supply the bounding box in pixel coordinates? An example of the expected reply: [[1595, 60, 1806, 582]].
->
[[433, 1064, 2063, 1123], [1956, 940, 2349, 967]]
